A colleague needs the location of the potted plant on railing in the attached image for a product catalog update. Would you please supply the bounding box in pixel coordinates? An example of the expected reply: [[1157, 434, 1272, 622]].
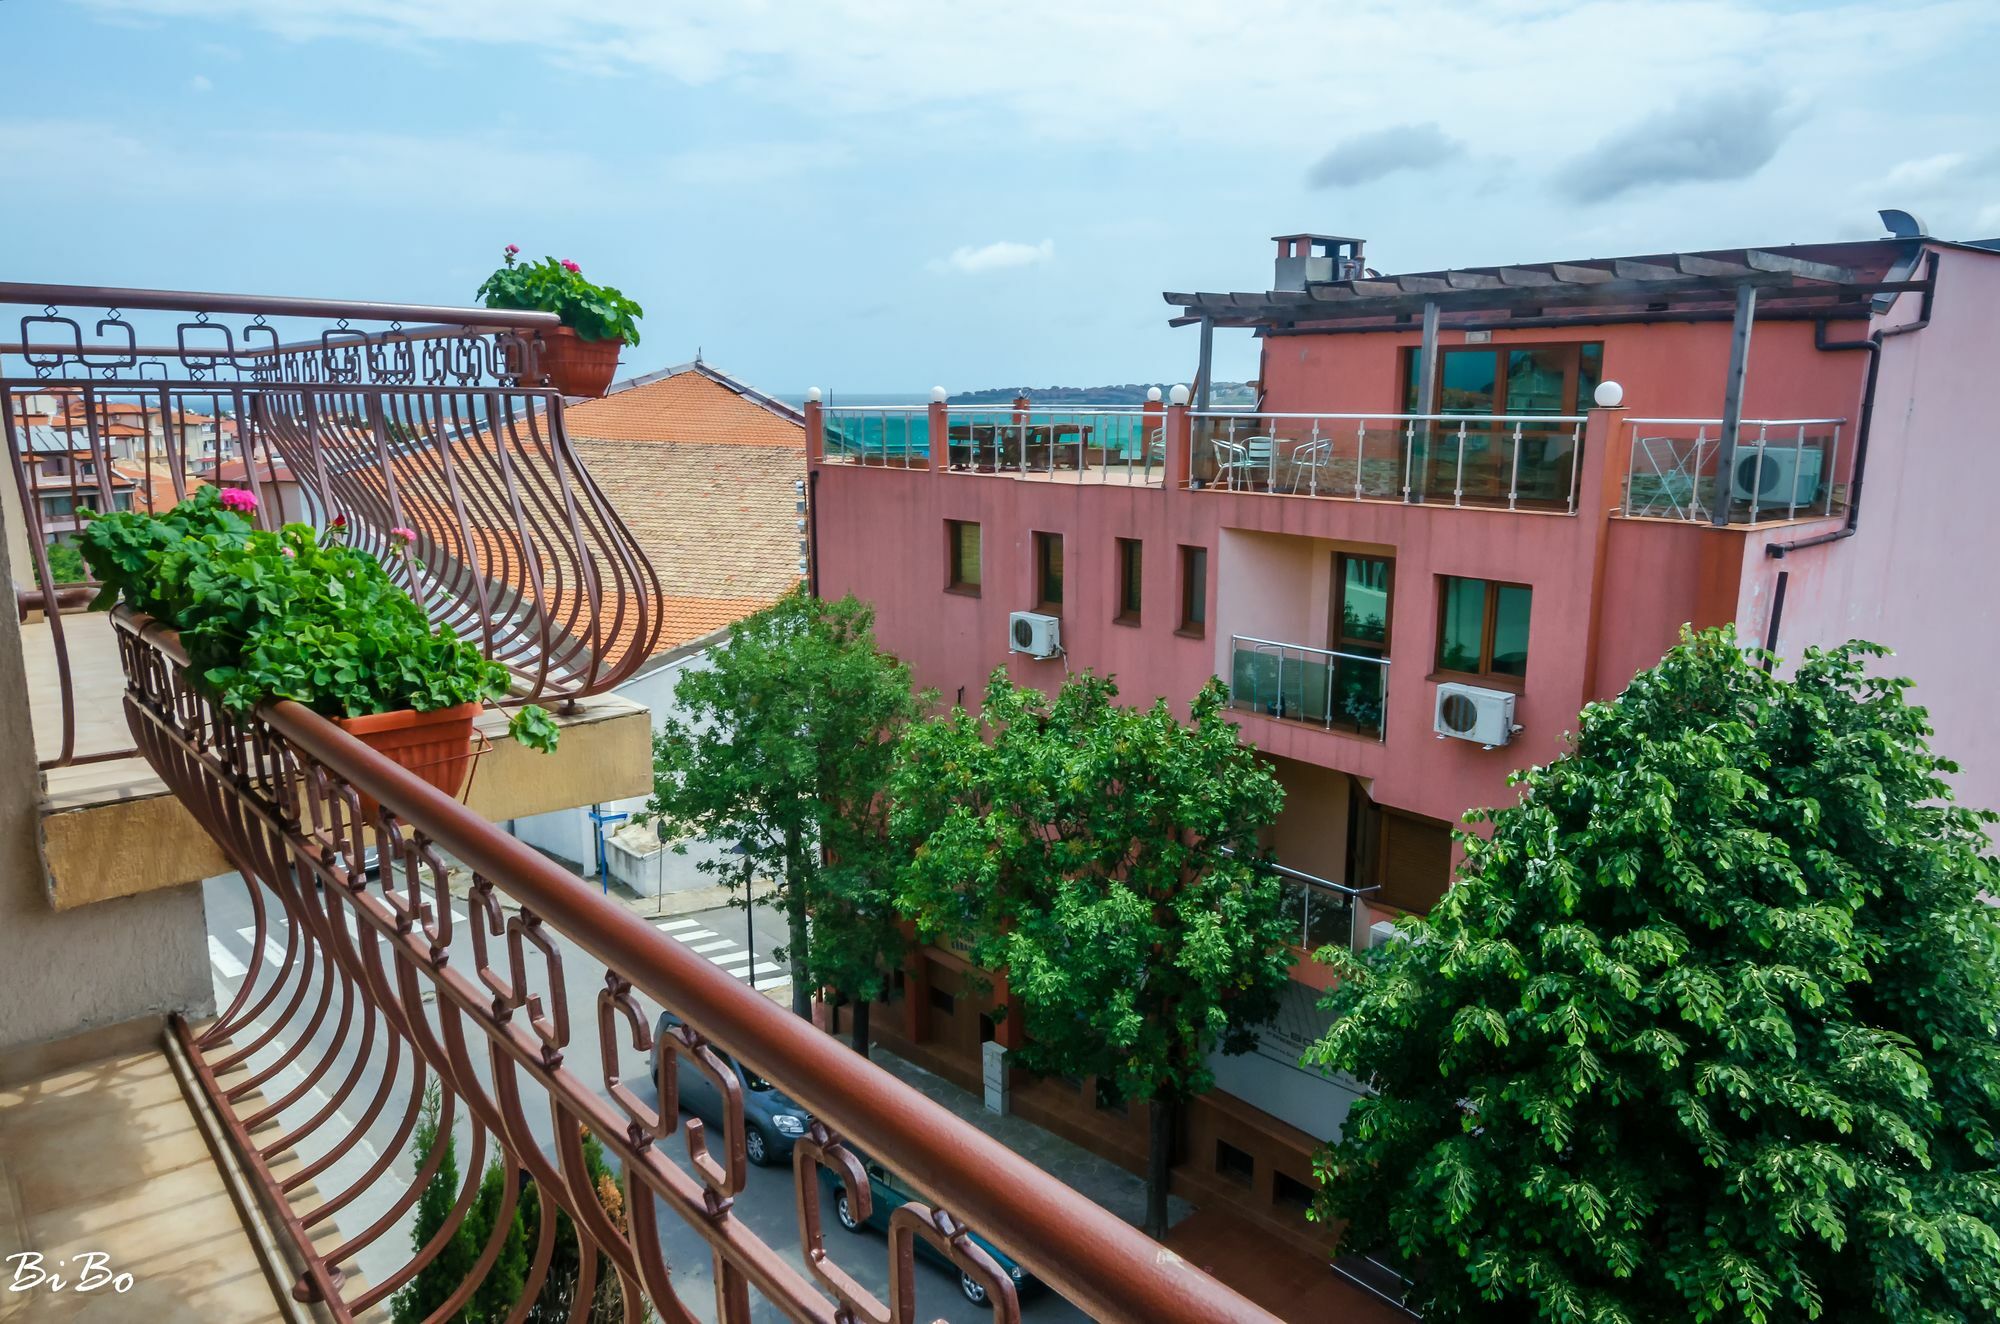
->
[[476, 245, 643, 399], [79, 487, 558, 804]]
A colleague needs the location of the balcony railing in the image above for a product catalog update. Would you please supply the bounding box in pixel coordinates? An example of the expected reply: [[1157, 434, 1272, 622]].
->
[[821, 405, 1167, 485], [1229, 635, 1389, 742], [1619, 417, 1846, 524], [1272, 861, 1376, 955], [115, 613, 1279, 1324], [4, 282, 664, 768], [1191, 411, 1587, 513]]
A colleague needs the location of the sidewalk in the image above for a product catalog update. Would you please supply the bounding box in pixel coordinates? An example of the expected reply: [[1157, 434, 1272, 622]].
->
[[867, 1048, 1408, 1324], [868, 1047, 1192, 1230]]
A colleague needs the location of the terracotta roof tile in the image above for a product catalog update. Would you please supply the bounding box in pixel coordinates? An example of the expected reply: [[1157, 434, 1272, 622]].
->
[[566, 365, 805, 448]]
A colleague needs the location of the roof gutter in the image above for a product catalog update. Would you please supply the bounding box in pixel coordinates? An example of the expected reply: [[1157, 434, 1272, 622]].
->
[[1767, 249, 1937, 560]]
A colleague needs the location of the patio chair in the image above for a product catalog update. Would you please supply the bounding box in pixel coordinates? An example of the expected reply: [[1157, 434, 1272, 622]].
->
[[1285, 439, 1332, 494], [1212, 434, 1279, 490]]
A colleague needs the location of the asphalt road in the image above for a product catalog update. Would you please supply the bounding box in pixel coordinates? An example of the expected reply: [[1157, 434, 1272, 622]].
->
[[201, 871, 1091, 1323]]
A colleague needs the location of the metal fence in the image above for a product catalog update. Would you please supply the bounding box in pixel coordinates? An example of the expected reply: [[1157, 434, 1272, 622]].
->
[[1621, 417, 1845, 524], [118, 614, 1280, 1324], [1190, 411, 1588, 513], [4, 283, 663, 768], [1229, 634, 1389, 742]]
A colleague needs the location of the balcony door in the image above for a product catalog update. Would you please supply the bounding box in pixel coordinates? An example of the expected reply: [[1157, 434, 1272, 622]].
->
[[1404, 342, 1603, 506]]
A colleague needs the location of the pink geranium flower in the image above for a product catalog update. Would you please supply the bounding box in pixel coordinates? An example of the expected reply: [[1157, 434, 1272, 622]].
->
[[560, 258, 581, 273], [219, 487, 257, 512], [389, 526, 417, 542], [505, 243, 520, 256]]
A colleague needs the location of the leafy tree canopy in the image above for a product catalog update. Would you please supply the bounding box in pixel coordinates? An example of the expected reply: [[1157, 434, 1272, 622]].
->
[[892, 670, 1294, 1106], [649, 588, 925, 1013], [1308, 630, 2000, 1324]]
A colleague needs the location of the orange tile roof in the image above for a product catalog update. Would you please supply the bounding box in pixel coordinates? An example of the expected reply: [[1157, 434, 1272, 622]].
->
[[566, 363, 805, 448]]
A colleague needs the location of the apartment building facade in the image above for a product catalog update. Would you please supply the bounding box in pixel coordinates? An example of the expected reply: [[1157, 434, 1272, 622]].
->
[[805, 214, 2000, 1250]]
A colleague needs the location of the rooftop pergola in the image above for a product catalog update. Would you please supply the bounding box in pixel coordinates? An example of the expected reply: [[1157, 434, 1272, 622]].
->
[[1163, 233, 1934, 527], [1163, 239, 1923, 331]]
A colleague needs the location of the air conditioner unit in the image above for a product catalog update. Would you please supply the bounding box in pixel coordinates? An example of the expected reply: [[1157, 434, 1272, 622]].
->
[[1730, 443, 1824, 507], [1368, 920, 1406, 950], [1008, 611, 1062, 660], [1434, 682, 1518, 749]]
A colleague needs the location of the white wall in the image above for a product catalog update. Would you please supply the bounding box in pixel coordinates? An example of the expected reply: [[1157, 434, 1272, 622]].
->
[[510, 645, 716, 884], [1209, 978, 1368, 1142]]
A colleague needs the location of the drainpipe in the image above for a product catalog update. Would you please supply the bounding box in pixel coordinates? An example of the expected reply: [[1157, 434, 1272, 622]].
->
[[1767, 250, 1937, 559]]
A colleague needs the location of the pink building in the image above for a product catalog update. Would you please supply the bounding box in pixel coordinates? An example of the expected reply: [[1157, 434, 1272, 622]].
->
[[803, 214, 2000, 1254]]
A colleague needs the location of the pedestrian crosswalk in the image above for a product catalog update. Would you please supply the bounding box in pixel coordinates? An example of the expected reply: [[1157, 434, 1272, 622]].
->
[[653, 917, 788, 993], [207, 907, 469, 982]]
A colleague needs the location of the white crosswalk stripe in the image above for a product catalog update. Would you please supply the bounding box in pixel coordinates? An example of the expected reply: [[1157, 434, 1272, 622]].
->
[[652, 917, 789, 991], [207, 935, 246, 980]]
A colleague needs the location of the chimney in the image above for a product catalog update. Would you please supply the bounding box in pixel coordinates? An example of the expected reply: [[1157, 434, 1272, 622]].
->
[[1272, 234, 1367, 292]]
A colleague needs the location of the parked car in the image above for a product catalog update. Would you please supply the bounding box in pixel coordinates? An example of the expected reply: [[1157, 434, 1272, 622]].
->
[[650, 1011, 810, 1166], [817, 1147, 1037, 1306]]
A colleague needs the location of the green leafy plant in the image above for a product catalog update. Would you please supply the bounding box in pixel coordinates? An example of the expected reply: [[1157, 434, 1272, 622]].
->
[[40, 542, 89, 585], [78, 487, 558, 753], [648, 588, 925, 1036], [1307, 628, 2000, 1323], [477, 246, 643, 345], [891, 670, 1294, 1238]]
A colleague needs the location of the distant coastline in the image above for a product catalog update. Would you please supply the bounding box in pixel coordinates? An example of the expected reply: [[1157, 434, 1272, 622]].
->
[[775, 383, 1256, 408]]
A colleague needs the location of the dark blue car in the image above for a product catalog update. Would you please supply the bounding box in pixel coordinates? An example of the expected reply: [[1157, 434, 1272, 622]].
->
[[650, 1011, 811, 1167], [818, 1147, 1037, 1307]]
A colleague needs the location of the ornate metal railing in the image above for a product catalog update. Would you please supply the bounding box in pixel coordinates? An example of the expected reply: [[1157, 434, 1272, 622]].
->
[[4, 283, 662, 768], [116, 613, 1278, 1324]]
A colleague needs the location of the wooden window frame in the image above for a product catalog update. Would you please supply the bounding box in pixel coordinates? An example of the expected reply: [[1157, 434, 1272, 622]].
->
[[944, 519, 981, 596], [1177, 544, 1208, 638], [1114, 537, 1143, 626], [1432, 575, 1531, 687], [1034, 530, 1064, 614], [1402, 340, 1603, 416], [1331, 552, 1393, 656]]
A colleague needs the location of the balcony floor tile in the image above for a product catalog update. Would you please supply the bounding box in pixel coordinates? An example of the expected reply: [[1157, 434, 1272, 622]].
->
[[0, 1046, 285, 1323]]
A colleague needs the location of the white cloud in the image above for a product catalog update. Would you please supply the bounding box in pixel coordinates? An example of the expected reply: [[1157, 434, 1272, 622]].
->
[[188, 73, 213, 92], [1881, 153, 1966, 190], [75, 0, 1990, 150], [933, 239, 1054, 275]]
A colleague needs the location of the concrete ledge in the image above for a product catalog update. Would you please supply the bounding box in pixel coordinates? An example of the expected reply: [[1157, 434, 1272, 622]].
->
[[43, 791, 233, 912], [42, 694, 653, 912], [464, 693, 653, 823]]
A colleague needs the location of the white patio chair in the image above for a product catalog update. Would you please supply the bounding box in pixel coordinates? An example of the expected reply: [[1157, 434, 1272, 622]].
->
[[1212, 434, 1279, 490]]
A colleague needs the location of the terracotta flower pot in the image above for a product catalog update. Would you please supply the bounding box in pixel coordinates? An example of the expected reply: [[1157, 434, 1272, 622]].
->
[[334, 702, 482, 806], [532, 326, 623, 398]]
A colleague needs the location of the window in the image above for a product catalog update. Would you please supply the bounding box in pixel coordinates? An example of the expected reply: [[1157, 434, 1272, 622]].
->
[[945, 520, 981, 594], [1332, 554, 1392, 657], [1272, 1170, 1316, 1213], [1436, 576, 1531, 680], [1115, 538, 1143, 624], [1379, 809, 1453, 913], [1216, 1140, 1255, 1187], [1035, 531, 1064, 612], [1404, 341, 1604, 416], [1178, 545, 1207, 635]]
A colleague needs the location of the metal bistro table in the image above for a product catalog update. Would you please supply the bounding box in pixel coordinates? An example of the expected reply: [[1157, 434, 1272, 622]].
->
[[948, 421, 1095, 472]]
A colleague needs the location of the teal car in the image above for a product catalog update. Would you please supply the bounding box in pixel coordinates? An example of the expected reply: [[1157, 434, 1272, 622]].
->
[[819, 1150, 1037, 1306]]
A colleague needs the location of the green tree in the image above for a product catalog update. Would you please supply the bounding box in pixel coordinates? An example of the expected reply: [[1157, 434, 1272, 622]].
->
[[394, 1084, 481, 1324], [41, 542, 88, 585], [892, 670, 1293, 1238], [1307, 629, 2000, 1323], [649, 587, 925, 1038]]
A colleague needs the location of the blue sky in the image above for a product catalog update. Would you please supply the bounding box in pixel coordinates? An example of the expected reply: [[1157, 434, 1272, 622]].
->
[[6, 1, 1997, 394]]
